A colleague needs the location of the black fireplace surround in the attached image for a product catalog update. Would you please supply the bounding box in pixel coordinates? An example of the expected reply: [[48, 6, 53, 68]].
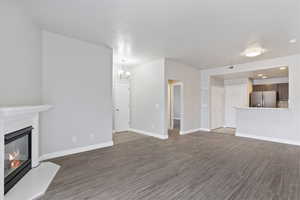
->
[[4, 126, 32, 194]]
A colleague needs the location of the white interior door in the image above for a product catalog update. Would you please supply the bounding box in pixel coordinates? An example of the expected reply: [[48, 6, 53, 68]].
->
[[114, 84, 130, 132]]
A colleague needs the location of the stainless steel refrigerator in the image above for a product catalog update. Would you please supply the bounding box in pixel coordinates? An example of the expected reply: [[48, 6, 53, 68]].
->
[[250, 91, 277, 108]]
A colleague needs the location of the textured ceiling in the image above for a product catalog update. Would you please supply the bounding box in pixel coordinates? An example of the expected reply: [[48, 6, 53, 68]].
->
[[24, 0, 300, 68]]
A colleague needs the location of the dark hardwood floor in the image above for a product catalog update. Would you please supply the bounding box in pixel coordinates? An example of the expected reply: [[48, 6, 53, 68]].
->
[[113, 131, 148, 144], [41, 131, 300, 200]]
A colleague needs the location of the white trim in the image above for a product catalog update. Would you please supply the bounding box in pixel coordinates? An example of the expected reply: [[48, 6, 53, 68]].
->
[[236, 133, 300, 146], [40, 141, 114, 161], [222, 126, 236, 129], [172, 82, 183, 86], [129, 128, 168, 139], [169, 82, 184, 131], [180, 128, 209, 135], [199, 128, 211, 132], [0, 105, 52, 118], [114, 129, 129, 133]]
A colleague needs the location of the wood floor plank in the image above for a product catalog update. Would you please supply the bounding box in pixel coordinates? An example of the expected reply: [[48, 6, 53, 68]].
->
[[40, 131, 300, 200]]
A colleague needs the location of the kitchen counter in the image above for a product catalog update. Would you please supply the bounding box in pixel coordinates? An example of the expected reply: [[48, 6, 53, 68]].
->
[[234, 106, 297, 146], [235, 107, 289, 111]]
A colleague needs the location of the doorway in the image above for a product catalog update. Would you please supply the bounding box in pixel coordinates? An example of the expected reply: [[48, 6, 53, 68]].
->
[[168, 80, 183, 137]]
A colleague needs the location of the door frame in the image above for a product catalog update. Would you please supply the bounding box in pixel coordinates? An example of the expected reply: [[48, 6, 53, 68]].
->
[[169, 82, 183, 131]]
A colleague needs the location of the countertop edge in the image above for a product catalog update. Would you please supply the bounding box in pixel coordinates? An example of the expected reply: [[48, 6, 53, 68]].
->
[[235, 107, 289, 111]]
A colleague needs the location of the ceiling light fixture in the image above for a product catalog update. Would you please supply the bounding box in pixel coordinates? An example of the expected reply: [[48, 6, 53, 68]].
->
[[118, 68, 131, 79], [125, 71, 131, 76], [280, 67, 287, 70], [241, 45, 266, 58], [289, 39, 297, 44], [258, 74, 263, 77], [262, 76, 268, 79]]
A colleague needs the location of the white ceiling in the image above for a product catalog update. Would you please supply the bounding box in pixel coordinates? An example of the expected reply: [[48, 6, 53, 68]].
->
[[24, 0, 300, 68]]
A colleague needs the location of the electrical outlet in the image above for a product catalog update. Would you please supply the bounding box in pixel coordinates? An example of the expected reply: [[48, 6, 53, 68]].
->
[[151, 124, 155, 129], [72, 136, 77, 144]]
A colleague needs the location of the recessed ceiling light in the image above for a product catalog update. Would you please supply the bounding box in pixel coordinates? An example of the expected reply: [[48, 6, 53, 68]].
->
[[280, 67, 287, 70], [262, 76, 268, 79], [289, 39, 297, 44], [258, 74, 263, 77], [241, 46, 266, 58]]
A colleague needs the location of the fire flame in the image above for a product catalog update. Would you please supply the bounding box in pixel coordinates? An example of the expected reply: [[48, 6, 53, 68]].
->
[[8, 150, 20, 161], [8, 150, 21, 169]]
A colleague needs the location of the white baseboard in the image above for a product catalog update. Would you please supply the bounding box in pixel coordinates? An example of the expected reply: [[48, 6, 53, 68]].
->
[[173, 117, 181, 120], [114, 129, 129, 133], [236, 133, 300, 146], [40, 141, 114, 161], [129, 128, 168, 139], [199, 128, 211, 132], [180, 128, 209, 135], [223, 126, 236, 129]]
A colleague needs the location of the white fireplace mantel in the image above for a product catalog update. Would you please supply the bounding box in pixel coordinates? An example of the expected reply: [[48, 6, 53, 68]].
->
[[0, 105, 60, 200], [0, 105, 52, 118]]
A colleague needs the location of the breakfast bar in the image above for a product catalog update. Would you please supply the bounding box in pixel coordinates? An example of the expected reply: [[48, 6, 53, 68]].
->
[[235, 107, 299, 145]]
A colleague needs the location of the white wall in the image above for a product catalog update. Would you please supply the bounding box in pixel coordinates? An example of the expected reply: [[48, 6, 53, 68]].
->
[[210, 78, 224, 129], [235, 55, 300, 144], [165, 59, 201, 133], [41, 31, 113, 157], [130, 59, 166, 138], [200, 55, 299, 130], [201, 54, 300, 145], [173, 85, 181, 119], [236, 108, 295, 143], [224, 78, 250, 128], [0, 0, 41, 106]]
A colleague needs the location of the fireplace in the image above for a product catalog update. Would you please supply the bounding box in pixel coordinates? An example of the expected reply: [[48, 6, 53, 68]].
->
[[4, 126, 32, 194]]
